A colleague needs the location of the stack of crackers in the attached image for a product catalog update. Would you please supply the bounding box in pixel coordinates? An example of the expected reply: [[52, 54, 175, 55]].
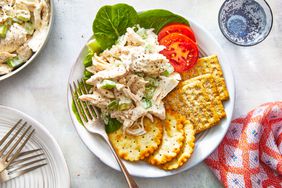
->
[[165, 54, 229, 133], [109, 55, 229, 170]]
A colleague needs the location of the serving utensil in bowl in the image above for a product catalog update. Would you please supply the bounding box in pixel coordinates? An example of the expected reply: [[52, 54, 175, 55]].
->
[[69, 80, 139, 188]]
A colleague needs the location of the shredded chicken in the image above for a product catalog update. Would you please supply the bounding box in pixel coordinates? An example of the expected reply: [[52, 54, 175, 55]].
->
[[130, 53, 169, 76], [148, 102, 166, 120], [80, 26, 180, 135], [0, 23, 27, 53], [16, 44, 32, 61], [152, 73, 182, 104], [0, 52, 16, 63], [86, 65, 127, 85], [79, 92, 111, 109], [97, 88, 115, 99], [0, 64, 12, 75]]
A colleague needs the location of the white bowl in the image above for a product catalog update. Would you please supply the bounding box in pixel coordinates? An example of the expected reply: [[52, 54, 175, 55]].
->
[[67, 18, 235, 178], [0, 0, 54, 82]]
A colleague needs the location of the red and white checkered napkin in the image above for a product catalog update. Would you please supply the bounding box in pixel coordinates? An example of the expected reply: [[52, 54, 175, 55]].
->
[[205, 102, 282, 188]]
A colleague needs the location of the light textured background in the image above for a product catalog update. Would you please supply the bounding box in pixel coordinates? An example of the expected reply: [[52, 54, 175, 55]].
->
[[0, 0, 281, 187]]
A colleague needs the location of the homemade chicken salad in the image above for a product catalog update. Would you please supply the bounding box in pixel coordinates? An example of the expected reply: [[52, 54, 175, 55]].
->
[[80, 26, 181, 135], [0, 0, 50, 75], [74, 3, 203, 137], [72, 4, 230, 170]]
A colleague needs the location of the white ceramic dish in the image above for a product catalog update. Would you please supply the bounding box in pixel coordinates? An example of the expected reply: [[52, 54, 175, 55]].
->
[[0, 105, 70, 187], [0, 0, 54, 82], [67, 18, 235, 178]]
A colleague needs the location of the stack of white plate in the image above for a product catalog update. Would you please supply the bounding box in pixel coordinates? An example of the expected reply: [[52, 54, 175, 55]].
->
[[0, 106, 70, 188]]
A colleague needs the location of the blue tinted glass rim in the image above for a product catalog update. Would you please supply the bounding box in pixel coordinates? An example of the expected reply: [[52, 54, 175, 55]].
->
[[218, 0, 273, 47]]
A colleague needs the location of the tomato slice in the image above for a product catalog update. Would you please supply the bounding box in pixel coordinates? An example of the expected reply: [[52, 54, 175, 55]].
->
[[159, 33, 199, 73], [158, 23, 196, 42]]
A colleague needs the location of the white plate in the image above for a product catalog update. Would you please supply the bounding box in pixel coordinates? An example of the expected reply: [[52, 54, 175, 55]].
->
[[0, 0, 54, 82], [0, 105, 70, 187], [67, 18, 235, 178]]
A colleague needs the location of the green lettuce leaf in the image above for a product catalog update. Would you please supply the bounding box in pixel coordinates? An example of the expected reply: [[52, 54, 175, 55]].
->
[[138, 9, 189, 33], [93, 4, 138, 50]]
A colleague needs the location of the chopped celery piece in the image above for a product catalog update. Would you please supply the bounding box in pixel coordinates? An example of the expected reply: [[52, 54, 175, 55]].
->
[[83, 49, 94, 67], [24, 22, 34, 35], [119, 103, 131, 111], [83, 70, 93, 80], [108, 99, 132, 111], [12, 17, 23, 24], [17, 15, 30, 22], [163, 64, 175, 76], [108, 100, 119, 110], [144, 77, 159, 99], [141, 98, 152, 109], [87, 38, 102, 53], [0, 25, 8, 38], [105, 118, 122, 133], [162, 70, 170, 77], [7, 57, 24, 68], [119, 100, 132, 111], [98, 80, 116, 89], [145, 44, 153, 52], [145, 77, 159, 87], [145, 86, 156, 99], [136, 28, 148, 39]]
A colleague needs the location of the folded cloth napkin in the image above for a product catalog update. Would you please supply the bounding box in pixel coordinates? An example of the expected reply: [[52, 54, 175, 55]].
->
[[205, 102, 282, 188]]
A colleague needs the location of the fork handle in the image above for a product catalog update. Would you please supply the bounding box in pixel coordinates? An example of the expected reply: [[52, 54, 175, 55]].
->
[[104, 137, 139, 188]]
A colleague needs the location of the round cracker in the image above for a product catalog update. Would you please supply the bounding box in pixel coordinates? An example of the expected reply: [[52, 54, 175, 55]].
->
[[108, 118, 163, 161], [147, 110, 185, 165], [162, 120, 195, 170]]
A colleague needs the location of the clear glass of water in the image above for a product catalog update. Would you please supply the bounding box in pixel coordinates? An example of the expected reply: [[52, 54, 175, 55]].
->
[[218, 0, 273, 46]]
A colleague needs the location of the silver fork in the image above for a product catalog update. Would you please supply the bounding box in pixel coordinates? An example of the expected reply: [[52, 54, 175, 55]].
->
[[0, 119, 35, 173], [0, 149, 47, 182], [70, 80, 139, 188]]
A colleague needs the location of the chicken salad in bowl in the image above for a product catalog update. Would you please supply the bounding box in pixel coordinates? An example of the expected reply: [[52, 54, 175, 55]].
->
[[0, 0, 52, 79]]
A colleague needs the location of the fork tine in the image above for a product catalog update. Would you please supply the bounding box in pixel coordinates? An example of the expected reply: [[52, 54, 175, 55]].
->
[[91, 105, 99, 119], [18, 149, 42, 158], [5, 128, 34, 163], [0, 119, 22, 146], [73, 81, 92, 121], [0, 122, 27, 156], [7, 163, 47, 180], [8, 158, 46, 172], [70, 83, 86, 124], [78, 80, 96, 119], [81, 79, 99, 117], [198, 46, 207, 57], [10, 153, 44, 167]]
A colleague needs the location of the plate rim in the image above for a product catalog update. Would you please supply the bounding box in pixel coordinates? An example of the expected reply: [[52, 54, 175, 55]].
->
[[0, 105, 71, 187], [67, 17, 235, 178], [0, 0, 55, 82]]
